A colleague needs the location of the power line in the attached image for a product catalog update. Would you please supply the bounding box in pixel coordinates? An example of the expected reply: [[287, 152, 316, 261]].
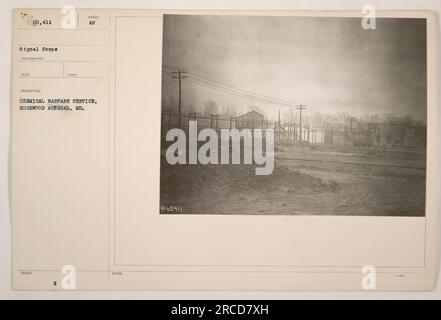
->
[[186, 71, 303, 106], [186, 77, 296, 107], [162, 67, 329, 118], [163, 67, 303, 107]]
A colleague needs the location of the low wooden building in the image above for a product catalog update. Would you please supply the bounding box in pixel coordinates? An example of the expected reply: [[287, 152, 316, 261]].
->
[[237, 111, 265, 129]]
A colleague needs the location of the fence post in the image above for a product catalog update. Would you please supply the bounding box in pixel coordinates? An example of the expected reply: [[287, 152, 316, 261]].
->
[[284, 123, 287, 141], [293, 123, 296, 142], [162, 111, 167, 129], [290, 122, 293, 141], [289, 122, 294, 141]]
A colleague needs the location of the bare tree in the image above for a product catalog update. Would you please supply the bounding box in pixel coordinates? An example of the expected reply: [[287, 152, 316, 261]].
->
[[221, 104, 238, 117], [203, 99, 218, 115]]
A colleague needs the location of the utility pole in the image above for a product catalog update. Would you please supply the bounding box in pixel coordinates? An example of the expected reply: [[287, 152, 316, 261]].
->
[[171, 68, 188, 128], [296, 104, 306, 141], [350, 117, 356, 134]]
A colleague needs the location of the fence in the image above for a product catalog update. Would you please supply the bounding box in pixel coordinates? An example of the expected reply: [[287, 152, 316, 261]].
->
[[161, 111, 325, 144], [161, 112, 426, 148]]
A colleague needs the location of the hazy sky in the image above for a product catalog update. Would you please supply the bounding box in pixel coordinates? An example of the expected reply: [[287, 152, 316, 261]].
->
[[162, 15, 426, 121]]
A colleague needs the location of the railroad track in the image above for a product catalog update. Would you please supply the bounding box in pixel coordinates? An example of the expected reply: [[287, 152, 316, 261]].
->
[[276, 157, 426, 170]]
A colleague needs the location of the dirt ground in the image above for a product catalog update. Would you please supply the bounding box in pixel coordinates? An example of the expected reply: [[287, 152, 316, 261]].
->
[[160, 144, 426, 216]]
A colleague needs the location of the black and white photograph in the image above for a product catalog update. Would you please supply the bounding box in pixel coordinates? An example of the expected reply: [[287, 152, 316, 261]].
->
[[160, 14, 427, 216]]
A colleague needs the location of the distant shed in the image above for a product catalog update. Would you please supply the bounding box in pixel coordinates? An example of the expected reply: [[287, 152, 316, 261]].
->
[[237, 111, 265, 129]]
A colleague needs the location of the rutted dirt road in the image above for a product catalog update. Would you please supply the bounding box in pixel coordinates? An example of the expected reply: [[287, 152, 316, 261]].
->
[[160, 145, 426, 216]]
